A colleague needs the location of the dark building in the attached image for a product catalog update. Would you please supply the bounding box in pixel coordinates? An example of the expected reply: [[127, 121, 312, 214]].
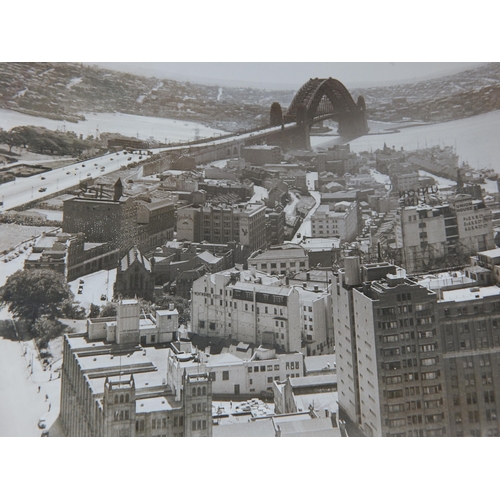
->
[[114, 246, 155, 301], [62, 180, 175, 257]]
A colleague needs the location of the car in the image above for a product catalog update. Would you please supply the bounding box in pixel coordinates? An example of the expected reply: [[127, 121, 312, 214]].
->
[[38, 187, 47, 192], [77, 289, 83, 294], [41, 430, 49, 437], [110, 158, 113, 161], [127, 157, 132, 161], [38, 418, 46, 429], [82, 164, 85, 167], [79, 279, 84, 284], [66, 172, 71, 175], [100, 294, 107, 301], [41, 176, 46, 180], [139, 156, 143, 159], [87, 173, 91, 177]]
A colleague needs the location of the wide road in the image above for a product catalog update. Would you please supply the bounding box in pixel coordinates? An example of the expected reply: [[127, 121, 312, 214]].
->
[[0, 150, 147, 211]]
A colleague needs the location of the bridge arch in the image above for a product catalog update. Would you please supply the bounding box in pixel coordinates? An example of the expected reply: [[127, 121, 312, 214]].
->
[[280, 77, 369, 145]]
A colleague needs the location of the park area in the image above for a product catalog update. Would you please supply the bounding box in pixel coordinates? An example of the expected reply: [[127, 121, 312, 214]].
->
[[0, 223, 57, 253]]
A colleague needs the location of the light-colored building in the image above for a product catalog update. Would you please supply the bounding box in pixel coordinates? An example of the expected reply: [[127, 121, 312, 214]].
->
[[191, 267, 334, 356], [247, 243, 309, 274], [59, 303, 211, 437], [311, 201, 359, 241], [395, 194, 495, 273], [167, 342, 304, 397], [88, 299, 178, 345]]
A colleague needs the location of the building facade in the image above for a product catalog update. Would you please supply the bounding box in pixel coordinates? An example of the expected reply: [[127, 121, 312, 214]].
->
[[191, 267, 334, 356], [60, 300, 211, 437], [311, 201, 359, 242], [395, 194, 494, 273], [176, 202, 267, 255], [332, 256, 500, 437], [247, 243, 309, 275]]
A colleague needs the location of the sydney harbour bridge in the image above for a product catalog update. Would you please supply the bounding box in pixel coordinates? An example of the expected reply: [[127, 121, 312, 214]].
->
[[160, 77, 369, 162]]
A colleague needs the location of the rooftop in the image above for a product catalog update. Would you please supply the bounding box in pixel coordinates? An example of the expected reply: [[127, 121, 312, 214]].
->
[[440, 285, 500, 303], [304, 354, 337, 374], [136, 396, 172, 413]]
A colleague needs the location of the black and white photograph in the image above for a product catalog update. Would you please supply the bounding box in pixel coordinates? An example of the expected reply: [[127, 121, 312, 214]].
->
[[1, 4, 497, 498]]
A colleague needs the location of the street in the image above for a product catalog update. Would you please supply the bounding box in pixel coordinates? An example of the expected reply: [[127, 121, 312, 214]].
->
[[0, 316, 61, 437], [0, 150, 145, 212]]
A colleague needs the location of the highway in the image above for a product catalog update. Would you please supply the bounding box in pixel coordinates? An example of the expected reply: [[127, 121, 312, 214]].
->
[[0, 150, 146, 211], [0, 122, 296, 212]]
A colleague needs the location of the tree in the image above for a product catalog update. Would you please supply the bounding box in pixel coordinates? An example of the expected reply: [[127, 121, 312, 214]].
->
[[155, 295, 190, 325], [0, 269, 73, 323], [89, 303, 100, 318], [99, 302, 117, 318]]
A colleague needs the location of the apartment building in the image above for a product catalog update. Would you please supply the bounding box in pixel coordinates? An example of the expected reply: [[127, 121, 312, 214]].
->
[[395, 194, 494, 273], [191, 267, 334, 356], [311, 201, 359, 242], [177, 203, 267, 255], [247, 243, 309, 275], [332, 256, 500, 437]]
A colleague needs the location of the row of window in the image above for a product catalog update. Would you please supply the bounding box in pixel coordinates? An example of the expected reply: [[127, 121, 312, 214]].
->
[[191, 402, 207, 414], [259, 261, 306, 270], [191, 419, 207, 431]]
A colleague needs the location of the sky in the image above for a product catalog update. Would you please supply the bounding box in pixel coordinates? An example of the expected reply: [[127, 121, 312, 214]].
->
[[90, 62, 484, 90]]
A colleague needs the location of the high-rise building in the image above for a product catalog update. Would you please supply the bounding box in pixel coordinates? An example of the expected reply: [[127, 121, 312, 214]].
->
[[333, 257, 447, 436], [332, 256, 500, 437]]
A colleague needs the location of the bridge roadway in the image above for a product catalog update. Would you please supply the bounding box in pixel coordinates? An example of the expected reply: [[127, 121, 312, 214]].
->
[[0, 123, 296, 212]]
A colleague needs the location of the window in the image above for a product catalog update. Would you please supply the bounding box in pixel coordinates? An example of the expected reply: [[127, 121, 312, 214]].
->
[[466, 393, 477, 405], [486, 409, 497, 421], [222, 371, 229, 381], [482, 373, 493, 386], [267, 377, 273, 383], [485, 390, 495, 404]]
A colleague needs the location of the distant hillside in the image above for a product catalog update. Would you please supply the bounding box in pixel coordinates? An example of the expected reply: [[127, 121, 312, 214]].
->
[[0, 62, 295, 132], [355, 62, 500, 123], [0, 62, 499, 131]]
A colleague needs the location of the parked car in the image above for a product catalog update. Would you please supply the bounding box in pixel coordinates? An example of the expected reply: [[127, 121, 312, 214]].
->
[[38, 418, 46, 429], [38, 187, 47, 192]]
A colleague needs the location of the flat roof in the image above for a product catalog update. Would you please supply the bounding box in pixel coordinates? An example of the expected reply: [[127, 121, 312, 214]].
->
[[304, 354, 336, 373], [478, 248, 500, 258], [289, 374, 337, 388], [206, 352, 244, 368], [136, 396, 172, 413], [440, 285, 500, 303]]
